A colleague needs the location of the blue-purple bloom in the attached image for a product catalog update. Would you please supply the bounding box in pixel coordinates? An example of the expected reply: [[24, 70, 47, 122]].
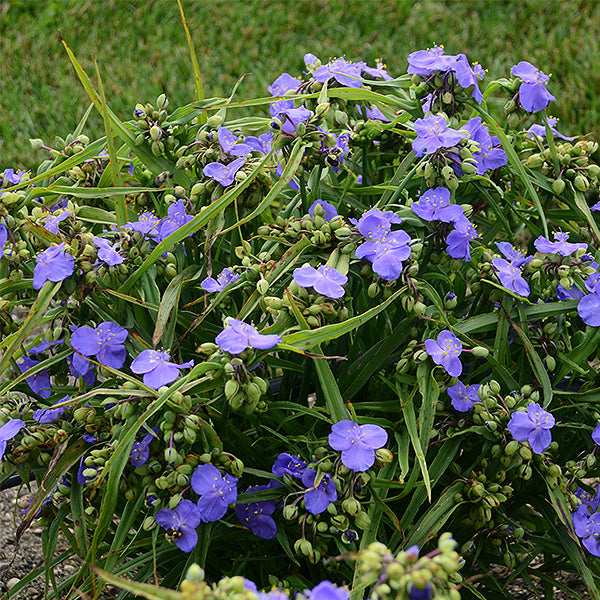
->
[[407, 45, 456, 75], [313, 57, 364, 88], [155, 499, 202, 552], [153, 200, 195, 243], [268, 73, 301, 96], [235, 483, 278, 539], [68, 352, 95, 385], [446, 381, 481, 412], [17, 357, 51, 398], [217, 126, 253, 157], [492, 257, 530, 297], [203, 157, 245, 187], [0, 419, 25, 461], [123, 211, 160, 235], [272, 453, 308, 479], [462, 117, 507, 175], [130, 349, 194, 389], [362, 58, 393, 81], [308, 199, 338, 222], [244, 132, 274, 155], [507, 402, 555, 454], [511, 61, 556, 113], [216, 318, 281, 354], [424, 330, 463, 377], [593, 424, 600, 445], [534, 231, 587, 256], [528, 116, 574, 141], [411, 187, 465, 224], [191, 463, 238, 522], [93, 236, 124, 266], [40, 210, 70, 235], [33, 243, 75, 290], [573, 506, 600, 557], [33, 396, 69, 423], [278, 105, 312, 135], [200, 268, 239, 293], [328, 420, 388, 471], [293, 264, 347, 299], [130, 428, 159, 467], [446, 220, 479, 261], [0, 222, 6, 259], [409, 584, 433, 600], [301, 469, 338, 514], [357, 104, 390, 122], [306, 581, 349, 600], [495, 242, 532, 268], [412, 114, 466, 157], [71, 321, 128, 369]]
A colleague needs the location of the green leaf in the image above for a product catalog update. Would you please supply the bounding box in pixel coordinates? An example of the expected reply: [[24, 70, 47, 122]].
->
[[176, 0, 205, 109]]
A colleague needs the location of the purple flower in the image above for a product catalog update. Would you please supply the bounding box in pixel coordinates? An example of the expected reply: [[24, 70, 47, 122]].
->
[[462, 117, 507, 175], [308, 199, 338, 222], [130, 428, 159, 467], [71, 321, 128, 369], [191, 463, 238, 522], [33, 396, 69, 423], [268, 73, 301, 96], [407, 45, 456, 75], [328, 420, 388, 471], [124, 211, 160, 235], [528, 116, 574, 141], [0, 419, 25, 461], [278, 105, 312, 135], [313, 57, 364, 88], [362, 58, 393, 81], [201, 268, 239, 293], [154, 200, 194, 242], [293, 264, 347, 299], [2, 168, 28, 186], [578, 289, 600, 326], [492, 257, 530, 297], [446, 220, 479, 262], [33, 243, 75, 290], [155, 499, 202, 552], [306, 581, 349, 600], [356, 229, 412, 281], [275, 162, 300, 190], [216, 318, 281, 354], [446, 381, 481, 412], [270, 98, 295, 120], [593, 424, 600, 445], [507, 402, 555, 454], [454, 54, 484, 103], [130, 349, 194, 389], [301, 469, 338, 514], [575, 487, 600, 512], [272, 453, 308, 479], [411, 187, 465, 224], [244, 132, 274, 155], [26, 338, 63, 355], [0, 222, 7, 258], [495, 242, 532, 268], [203, 157, 245, 187], [534, 231, 587, 256], [17, 356, 51, 398], [235, 483, 277, 539], [93, 236, 124, 266], [412, 114, 466, 157], [217, 126, 253, 157], [409, 584, 433, 600], [40, 210, 70, 234], [357, 104, 390, 122], [511, 61, 556, 113], [424, 330, 463, 377], [572, 505, 600, 557]]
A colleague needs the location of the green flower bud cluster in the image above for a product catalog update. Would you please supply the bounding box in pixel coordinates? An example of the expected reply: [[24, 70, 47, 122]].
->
[[524, 138, 600, 192], [223, 358, 269, 415], [132, 95, 177, 157], [459, 470, 514, 530], [356, 533, 462, 600]]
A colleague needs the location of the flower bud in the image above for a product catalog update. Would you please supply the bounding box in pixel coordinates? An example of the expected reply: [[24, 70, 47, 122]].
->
[[472, 346, 489, 358], [354, 510, 371, 530]]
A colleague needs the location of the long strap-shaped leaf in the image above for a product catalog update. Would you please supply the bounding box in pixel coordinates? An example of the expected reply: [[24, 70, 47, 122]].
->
[[60, 36, 189, 187]]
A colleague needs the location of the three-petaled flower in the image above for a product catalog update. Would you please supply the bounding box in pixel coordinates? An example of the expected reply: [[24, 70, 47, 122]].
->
[[33, 242, 75, 290], [130, 349, 194, 389], [155, 499, 202, 553], [507, 402, 555, 454], [71, 321, 128, 370], [293, 264, 348, 299], [301, 468, 338, 514], [412, 114, 466, 157], [203, 157, 245, 187], [424, 330, 463, 377], [328, 420, 388, 471], [216, 318, 281, 354], [446, 381, 481, 412], [0, 419, 25, 462], [200, 268, 239, 293], [235, 483, 278, 539], [511, 61, 556, 113], [534, 231, 587, 257], [191, 463, 238, 522]]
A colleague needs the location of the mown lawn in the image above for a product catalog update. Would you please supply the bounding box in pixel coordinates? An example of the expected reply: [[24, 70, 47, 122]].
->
[[1, 0, 599, 169]]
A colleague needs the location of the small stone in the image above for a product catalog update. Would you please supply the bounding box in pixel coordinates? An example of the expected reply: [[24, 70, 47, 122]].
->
[[6, 577, 20, 589]]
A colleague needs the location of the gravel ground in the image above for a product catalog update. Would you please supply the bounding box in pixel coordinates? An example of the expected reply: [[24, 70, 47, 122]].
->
[[0, 484, 593, 599]]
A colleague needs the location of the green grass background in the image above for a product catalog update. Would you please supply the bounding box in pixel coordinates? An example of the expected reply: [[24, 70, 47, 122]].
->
[[1, 0, 599, 169]]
